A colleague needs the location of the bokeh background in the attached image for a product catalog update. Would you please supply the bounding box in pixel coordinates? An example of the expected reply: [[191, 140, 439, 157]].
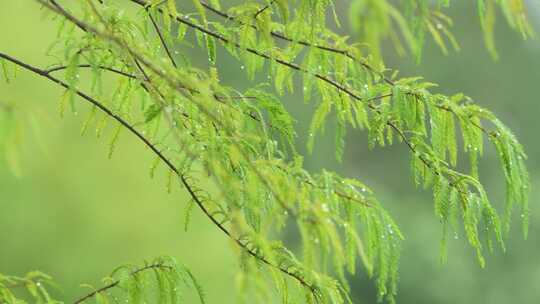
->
[[1, 1, 539, 303]]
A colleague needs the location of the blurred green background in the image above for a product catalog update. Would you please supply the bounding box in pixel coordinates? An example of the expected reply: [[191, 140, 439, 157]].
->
[[1, 1, 539, 303]]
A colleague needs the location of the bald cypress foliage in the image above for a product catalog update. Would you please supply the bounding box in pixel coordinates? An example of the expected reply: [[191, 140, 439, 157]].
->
[[0, 0, 532, 303]]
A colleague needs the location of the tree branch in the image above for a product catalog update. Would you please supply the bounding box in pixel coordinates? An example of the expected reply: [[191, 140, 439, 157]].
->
[[73, 263, 172, 304], [0, 49, 318, 296], [199, 1, 494, 139], [199, 0, 394, 86], [128, 0, 494, 201], [253, 0, 276, 19], [45, 64, 137, 78], [145, 8, 178, 68]]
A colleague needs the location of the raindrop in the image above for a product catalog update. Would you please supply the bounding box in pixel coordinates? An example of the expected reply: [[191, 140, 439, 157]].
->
[[314, 238, 320, 244], [322, 204, 329, 212], [454, 233, 459, 240], [436, 23, 443, 30], [240, 65, 245, 70], [520, 213, 525, 218]]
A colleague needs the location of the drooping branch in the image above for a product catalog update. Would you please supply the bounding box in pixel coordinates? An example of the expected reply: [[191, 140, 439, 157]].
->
[[198, 0, 498, 143], [146, 1, 526, 259], [73, 263, 172, 304], [253, 0, 276, 19], [45, 64, 137, 79], [46, 0, 309, 221], [44, 0, 522, 273], [145, 7, 178, 68], [198, 0, 394, 85], [48, 0, 375, 212], [126, 0, 512, 211], [0, 50, 318, 296], [123, 0, 475, 206]]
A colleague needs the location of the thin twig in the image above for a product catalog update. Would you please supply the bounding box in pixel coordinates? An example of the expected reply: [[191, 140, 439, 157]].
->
[[146, 8, 178, 68], [73, 263, 172, 304], [254, 0, 276, 19], [45, 64, 137, 78]]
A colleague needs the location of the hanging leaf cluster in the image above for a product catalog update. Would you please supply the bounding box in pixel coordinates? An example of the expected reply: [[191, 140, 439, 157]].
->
[[0, 0, 532, 303]]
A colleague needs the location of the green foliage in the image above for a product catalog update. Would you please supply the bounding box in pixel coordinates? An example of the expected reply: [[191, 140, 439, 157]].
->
[[348, 0, 533, 61], [0, 271, 60, 304], [0, 0, 532, 303], [0, 257, 205, 304]]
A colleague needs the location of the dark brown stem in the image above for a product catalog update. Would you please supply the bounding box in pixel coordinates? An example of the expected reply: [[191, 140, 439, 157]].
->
[[146, 8, 178, 68], [73, 263, 172, 304], [254, 0, 276, 19], [45, 64, 137, 78]]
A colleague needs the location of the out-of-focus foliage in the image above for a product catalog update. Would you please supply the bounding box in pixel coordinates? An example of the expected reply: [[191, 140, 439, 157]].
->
[[348, 0, 533, 61]]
